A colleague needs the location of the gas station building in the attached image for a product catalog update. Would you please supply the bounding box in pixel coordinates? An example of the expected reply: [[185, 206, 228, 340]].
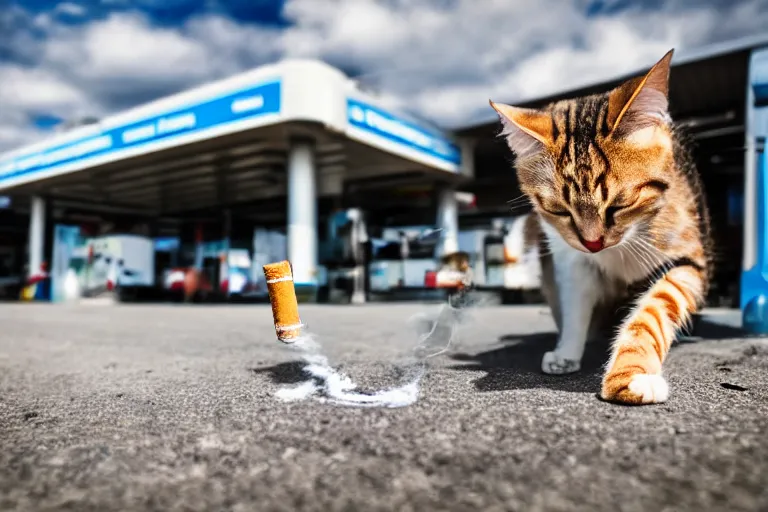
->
[[2, 35, 768, 312], [0, 59, 473, 303]]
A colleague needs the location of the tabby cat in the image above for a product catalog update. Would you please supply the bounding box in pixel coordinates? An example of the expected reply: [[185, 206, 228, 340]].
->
[[490, 49, 713, 405], [440, 251, 471, 273]]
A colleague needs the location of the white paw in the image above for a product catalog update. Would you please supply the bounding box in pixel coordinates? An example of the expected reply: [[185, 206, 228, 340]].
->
[[627, 374, 669, 404], [541, 350, 581, 375]]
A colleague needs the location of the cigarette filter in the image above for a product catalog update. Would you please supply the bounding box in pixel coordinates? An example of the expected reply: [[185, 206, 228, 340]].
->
[[263, 260, 302, 342]]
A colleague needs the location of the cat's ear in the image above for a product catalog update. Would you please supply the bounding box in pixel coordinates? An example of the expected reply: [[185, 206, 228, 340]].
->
[[489, 100, 553, 160], [607, 49, 674, 136]]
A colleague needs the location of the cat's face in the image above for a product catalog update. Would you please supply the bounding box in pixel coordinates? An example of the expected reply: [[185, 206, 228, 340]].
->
[[491, 50, 675, 254]]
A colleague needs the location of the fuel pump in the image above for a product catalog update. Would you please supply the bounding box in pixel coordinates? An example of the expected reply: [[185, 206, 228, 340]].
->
[[321, 208, 369, 304]]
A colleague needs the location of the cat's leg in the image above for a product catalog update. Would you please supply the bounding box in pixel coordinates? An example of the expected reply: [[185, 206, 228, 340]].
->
[[601, 265, 705, 404], [538, 248, 561, 332], [541, 258, 602, 375]]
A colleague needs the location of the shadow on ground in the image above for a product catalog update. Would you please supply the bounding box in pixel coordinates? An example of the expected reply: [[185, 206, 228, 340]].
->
[[249, 313, 751, 395], [682, 314, 749, 341], [448, 331, 609, 394], [449, 314, 750, 394], [249, 362, 308, 385]]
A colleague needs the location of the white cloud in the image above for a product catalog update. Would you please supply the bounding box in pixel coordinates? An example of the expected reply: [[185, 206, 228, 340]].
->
[[0, 65, 85, 109], [184, 15, 282, 75], [0, 80, 68, 152], [1, 0, 768, 154], [279, 0, 768, 126], [53, 14, 210, 81], [0, 64, 90, 149], [0, 10, 281, 153]]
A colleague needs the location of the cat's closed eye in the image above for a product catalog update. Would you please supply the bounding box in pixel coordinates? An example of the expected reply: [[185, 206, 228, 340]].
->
[[535, 194, 570, 217], [545, 207, 570, 217], [605, 205, 628, 219]]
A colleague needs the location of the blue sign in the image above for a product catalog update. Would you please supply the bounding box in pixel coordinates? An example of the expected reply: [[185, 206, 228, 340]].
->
[[153, 237, 180, 252], [346, 98, 461, 168], [0, 79, 282, 185]]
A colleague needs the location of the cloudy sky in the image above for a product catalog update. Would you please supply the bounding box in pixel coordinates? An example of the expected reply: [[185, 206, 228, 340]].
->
[[1, 0, 767, 153]]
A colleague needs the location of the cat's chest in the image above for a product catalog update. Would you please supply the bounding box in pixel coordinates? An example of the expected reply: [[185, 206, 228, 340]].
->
[[542, 224, 662, 285], [585, 247, 653, 283]]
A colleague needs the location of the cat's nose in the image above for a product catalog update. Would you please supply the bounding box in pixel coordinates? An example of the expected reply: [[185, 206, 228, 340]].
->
[[580, 236, 605, 253]]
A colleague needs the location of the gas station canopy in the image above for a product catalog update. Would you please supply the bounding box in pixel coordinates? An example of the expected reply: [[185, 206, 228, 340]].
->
[[0, 60, 472, 216]]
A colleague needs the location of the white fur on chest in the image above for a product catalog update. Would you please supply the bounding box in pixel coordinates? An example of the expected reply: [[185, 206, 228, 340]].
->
[[540, 221, 664, 286]]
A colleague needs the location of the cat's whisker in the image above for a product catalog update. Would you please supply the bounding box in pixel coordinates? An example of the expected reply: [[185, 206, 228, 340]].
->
[[629, 239, 670, 285], [633, 237, 671, 275], [509, 205, 532, 214], [633, 234, 664, 254], [629, 237, 658, 263], [635, 238, 672, 270], [506, 194, 530, 205], [629, 238, 662, 274], [623, 243, 649, 276], [625, 240, 659, 280]]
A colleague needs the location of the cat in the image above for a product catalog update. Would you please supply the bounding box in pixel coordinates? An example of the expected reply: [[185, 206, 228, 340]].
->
[[438, 250, 473, 290], [440, 251, 471, 274], [490, 49, 713, 405]]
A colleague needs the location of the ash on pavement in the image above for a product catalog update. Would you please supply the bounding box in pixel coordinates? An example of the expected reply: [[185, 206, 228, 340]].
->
[[1, 303, 767, 512]]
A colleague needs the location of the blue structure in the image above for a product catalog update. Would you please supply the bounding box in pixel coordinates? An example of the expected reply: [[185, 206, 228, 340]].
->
[[741, 47, 768, 322]]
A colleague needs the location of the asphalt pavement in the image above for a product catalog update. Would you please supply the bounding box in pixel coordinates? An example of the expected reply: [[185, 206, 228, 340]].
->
[[1, 301, 767, 511]]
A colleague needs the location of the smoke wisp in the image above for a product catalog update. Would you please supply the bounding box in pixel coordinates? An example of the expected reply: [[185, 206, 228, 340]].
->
[[274, 296, 481, 408]]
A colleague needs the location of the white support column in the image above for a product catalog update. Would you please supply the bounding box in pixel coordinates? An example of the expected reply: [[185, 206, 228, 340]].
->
[[287, 138, 318, 290], [348, 208, 368, 305], [743, 53, 757, 273], [28, 196, 46, 278], [436, 186, 459, 257]]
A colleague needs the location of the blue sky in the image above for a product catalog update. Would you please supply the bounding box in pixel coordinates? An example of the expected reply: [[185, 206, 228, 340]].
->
[[0, 0, 767, 152]]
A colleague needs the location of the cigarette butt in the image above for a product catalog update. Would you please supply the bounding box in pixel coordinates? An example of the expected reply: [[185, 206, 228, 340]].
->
[[263, 260, 302, 343]]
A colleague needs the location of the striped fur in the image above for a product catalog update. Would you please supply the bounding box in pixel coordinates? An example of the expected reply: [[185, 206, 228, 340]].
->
[[491, 50, 713, 405]]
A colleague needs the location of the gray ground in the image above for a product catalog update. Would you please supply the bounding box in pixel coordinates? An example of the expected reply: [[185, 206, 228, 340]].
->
[[1, 302, 767, 512]]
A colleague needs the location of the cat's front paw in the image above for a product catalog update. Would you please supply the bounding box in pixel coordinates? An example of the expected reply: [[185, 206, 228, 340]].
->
[[541, 350, 581, 375], [600, 372, 669, 405]]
